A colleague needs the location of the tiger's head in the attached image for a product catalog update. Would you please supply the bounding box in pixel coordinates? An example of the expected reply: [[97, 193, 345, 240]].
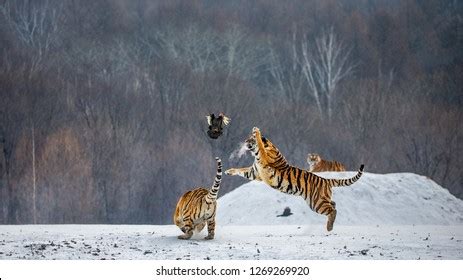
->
[[307, 153, 321, 165], [244, 133, 258, 152], [244, 133, 273, 152], [245, 131, 286, 166]]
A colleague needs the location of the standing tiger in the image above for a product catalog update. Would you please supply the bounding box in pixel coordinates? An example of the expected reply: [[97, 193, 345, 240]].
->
[[225, 127, 364, 231], [173, 157, 222, 240], [307, 153, 346, 172]]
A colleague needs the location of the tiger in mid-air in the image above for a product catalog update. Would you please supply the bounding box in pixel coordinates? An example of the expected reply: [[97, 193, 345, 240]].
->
[[307, 153, 346, 172], [173, 157, 222, 240], [225, 127, 364, 231]]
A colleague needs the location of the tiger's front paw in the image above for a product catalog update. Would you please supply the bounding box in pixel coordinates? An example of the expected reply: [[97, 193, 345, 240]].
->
[[252, 127, 261, 138], [225, 168, 237, 176]]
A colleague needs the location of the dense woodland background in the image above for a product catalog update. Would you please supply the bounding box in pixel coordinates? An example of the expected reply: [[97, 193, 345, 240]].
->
[[0, 0, 462, 224]]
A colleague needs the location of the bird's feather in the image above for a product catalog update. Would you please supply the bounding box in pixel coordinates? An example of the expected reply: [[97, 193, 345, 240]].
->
[[222, 115, 231, 126]]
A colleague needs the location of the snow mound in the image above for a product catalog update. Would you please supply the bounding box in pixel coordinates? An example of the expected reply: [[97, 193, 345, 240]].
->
[[217, 172, 463, 225]]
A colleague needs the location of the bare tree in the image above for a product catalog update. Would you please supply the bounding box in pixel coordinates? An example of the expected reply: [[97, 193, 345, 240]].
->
[[267, 25, 307, 104], [0, 0, 63, 75], [151, 25, 221, 73], [301, 27, 355, 121], [220, 25, 270, 86], [0, 56, 17, 223]]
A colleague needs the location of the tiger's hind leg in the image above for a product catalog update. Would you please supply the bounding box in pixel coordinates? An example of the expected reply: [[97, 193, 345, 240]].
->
[[194, 222, 206, 233], [178, 222, 194, 240], [316, 200, 337, 232], [326, 209, 337, 232], [204, 217, 216, 240]]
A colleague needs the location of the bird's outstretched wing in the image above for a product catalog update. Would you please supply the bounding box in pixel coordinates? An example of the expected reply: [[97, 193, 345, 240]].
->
[[222, 115, 231, 126]]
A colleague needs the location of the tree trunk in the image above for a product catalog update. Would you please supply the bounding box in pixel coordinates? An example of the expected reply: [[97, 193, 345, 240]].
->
[[0, 142, 6, 223], [327, 91, 333, 122], [31, 123, 37, 224], [6, 162, 17, 224], [3, 141, 17, 224]]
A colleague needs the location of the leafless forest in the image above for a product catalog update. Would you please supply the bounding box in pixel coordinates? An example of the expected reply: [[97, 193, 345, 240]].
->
[[0, 0, 461, 224]]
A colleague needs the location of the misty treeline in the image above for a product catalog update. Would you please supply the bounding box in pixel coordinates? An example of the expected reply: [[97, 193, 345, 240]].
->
[[0, 0, 461, 224]]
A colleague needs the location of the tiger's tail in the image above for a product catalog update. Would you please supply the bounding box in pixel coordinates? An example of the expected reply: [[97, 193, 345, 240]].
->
[[205, 157, 222, 202], [328, 164, 364, 187]]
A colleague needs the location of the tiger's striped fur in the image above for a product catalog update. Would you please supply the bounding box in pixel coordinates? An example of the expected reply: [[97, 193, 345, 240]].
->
[[307, 153, 346, 172], [173, 157, 222, 240], [225, 127, 364, 231]]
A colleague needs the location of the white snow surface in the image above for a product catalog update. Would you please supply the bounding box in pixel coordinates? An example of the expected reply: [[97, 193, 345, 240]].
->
[[0, 172, 462, 260], [217, 172, 463, 226], [0, 224, 462, 260]]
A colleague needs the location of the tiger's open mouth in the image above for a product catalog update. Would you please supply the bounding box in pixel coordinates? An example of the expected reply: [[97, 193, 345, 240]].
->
[[246, 142, 254, 150], [245, 136, 256, 150]]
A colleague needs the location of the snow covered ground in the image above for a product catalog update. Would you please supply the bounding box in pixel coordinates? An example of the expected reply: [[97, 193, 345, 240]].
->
[[0, 224, 462, 260], [0, 172, 462, 260]]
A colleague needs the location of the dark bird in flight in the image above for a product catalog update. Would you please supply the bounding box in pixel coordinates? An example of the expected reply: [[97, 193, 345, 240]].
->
[[206, 112, 231, 139], [277, 207, 293, 217]]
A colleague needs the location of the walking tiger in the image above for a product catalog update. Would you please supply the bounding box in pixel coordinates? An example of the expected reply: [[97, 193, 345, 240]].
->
[[173, 157, 222, 240]]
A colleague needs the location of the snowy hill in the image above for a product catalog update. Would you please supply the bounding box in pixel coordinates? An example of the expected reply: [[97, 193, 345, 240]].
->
[[218, 172, 463, 226]]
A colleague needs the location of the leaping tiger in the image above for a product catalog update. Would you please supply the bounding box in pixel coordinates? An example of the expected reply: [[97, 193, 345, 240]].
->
[[225, 127, 364, 231]]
